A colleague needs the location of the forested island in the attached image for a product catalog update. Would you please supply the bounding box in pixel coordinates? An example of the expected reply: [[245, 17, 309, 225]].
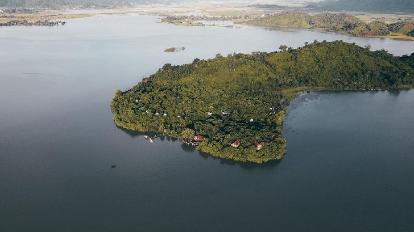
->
[[164, 47, 186, 53], [240, 12, 414, 41], [111, 41, 414, 163]]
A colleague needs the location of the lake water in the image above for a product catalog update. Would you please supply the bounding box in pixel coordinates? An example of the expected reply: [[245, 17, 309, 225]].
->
[[0, 14, 413, 232]]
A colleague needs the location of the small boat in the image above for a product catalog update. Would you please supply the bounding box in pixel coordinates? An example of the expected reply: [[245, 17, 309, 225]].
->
[[144, 135, 154, 143]]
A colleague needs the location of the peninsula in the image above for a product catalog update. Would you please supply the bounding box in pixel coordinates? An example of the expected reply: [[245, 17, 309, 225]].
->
[[239, 12, 414, 41], [111, 41, 414, 163]]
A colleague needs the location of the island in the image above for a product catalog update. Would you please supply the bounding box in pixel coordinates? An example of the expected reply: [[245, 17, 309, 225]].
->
[[164, 47, 186, 53], [111, 41, 414, 163]]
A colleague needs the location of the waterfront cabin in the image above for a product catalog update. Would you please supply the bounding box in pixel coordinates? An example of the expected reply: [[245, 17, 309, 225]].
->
[[231, 140, 241, 148], [255, 141, 263, 151], [193, 135, 204, 142]]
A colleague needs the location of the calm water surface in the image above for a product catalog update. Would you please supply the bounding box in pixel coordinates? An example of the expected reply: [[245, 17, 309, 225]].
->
[[0, 14, 414, 232]]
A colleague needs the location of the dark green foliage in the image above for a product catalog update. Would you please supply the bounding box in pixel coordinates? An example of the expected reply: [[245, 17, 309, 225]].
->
[[400, 53, 414, 68], [246, 12, 313, 29], [367, 21, 390, 36], [311, 13, 366, 35], [111, 41, 414, 163]]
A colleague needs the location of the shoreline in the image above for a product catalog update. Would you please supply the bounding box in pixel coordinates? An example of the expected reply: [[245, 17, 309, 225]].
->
[[112, 85, 413, 164], [110, 39, 414, 164], [1, 5, 413, 31]]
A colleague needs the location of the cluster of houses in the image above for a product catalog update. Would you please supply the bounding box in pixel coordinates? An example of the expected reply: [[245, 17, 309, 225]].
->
[[0, 8, 37, 14], [137, 99, 271, 151], [230, 140, 263, 151], [143, 130, 264, 151], [191, 135, 263, 151], [0, 19, 66, 27], [162, 14, 260, 24]]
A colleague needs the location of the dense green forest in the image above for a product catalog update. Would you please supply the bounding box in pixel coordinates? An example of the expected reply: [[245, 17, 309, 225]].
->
[[314, 0, 414, 13], [111, 41, 414, 163], [241, 12, 414, 39]]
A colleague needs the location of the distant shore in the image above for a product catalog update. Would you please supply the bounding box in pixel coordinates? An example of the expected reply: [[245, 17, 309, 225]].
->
[[1, 4, 413, 42], [0, 8, 92, 26]]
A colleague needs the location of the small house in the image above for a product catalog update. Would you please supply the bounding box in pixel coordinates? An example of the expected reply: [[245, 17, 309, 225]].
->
[[193, 135, 204, 142], [231, 140, 241, 148], [255, 141, 263, 151]]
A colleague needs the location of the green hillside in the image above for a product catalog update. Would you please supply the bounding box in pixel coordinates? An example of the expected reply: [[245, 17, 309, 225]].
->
[[111, 41, 414, 163], [241, 12, 414, 40]]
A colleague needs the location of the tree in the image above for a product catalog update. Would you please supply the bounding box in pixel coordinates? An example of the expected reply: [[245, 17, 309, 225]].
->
[[279, 45, 288, 51], [181, 128, 195, 142]]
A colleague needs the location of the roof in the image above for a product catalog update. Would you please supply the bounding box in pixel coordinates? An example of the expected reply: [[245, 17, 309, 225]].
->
[[193, 135, 204, 142]]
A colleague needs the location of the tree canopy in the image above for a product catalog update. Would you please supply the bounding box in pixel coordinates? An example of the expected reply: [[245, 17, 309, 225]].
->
[[111, 41, 414, 163]]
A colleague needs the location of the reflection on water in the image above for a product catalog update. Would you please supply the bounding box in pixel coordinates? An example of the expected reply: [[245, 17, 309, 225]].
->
[[119, 127, 281, 169]]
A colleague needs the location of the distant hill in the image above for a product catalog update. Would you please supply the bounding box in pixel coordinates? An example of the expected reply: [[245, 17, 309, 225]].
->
[[0, 0, 156, 8], [314, 0, 414, 13], [240, 12, 414, 40]]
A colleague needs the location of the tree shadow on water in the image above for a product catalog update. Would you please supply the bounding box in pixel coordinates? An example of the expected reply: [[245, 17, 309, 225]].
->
[[118, 127, 282, 170], [118, 127, 147, 138], [196, 151, 283, 170]]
